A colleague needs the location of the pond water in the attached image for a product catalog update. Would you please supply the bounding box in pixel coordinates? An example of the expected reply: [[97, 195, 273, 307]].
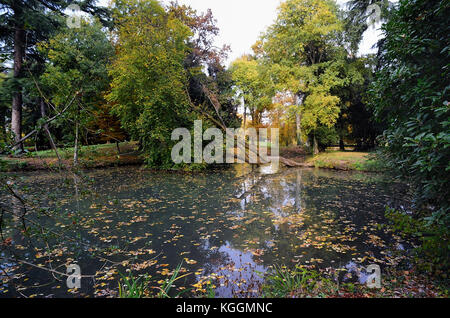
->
[[0, 165, 413, 298]]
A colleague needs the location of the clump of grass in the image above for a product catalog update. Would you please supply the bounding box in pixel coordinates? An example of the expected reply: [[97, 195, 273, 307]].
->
[[261, 263, 447, 298], [29, 142, 136, 159], [261, 265, 337, 298], [118, 262, 193, 298], [155, 262, 192, 298], [118, 272, 150, 298], [313, 159, 335, 169]]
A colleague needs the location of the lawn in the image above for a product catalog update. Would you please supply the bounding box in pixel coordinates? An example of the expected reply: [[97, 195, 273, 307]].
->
[[305, 151, 386, 172], [0, 142, 143, 171]]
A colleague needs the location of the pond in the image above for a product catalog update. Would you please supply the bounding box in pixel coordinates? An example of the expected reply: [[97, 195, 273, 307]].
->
[[0, 165, 413, 298]]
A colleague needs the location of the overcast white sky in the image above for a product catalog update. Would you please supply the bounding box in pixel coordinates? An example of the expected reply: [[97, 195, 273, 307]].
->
[[100, 0, 383, 66]]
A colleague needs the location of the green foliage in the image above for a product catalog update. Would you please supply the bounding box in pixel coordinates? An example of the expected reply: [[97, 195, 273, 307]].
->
[[254, 0, 384, 151], [40, 18, 114, 111], [38, 17, 114, 149], [385, 208, 449, 275], [343, 0, 394, 54], [118, 272, 150, 298], [0, 0, 70, 68], [370, 0, 450, 226], [203, 283, 216, 298], [263, 0, 342, 67], [156, 262, 192, 298], [385, 207, 426, 236], [261, 0, 349, 139], [0, 69, 10, 145], [352, 155, 387, 172], [261, 265, 336, 298], [0, 157, 8, 172], [230, 55, 273, 125], [0, 0, 111, 151], [168, 2, 239, 130], [107, 0, 193, 168], [314, 125, 339, 150], [118, 262, 191, 298]]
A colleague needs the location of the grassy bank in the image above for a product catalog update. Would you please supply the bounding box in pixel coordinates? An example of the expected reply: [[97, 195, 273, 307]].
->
[[304, 151, 386, 172], [260, 264, 447, 298], [0, 142, 144, 171], [1, 145, 385, 173]]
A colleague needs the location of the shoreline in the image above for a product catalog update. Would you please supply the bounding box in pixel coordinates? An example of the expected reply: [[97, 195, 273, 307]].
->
[[1, 145, 384, 173]]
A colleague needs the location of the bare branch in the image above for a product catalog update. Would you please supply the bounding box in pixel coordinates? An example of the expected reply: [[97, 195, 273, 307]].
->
[[9, 92, 79, 150]]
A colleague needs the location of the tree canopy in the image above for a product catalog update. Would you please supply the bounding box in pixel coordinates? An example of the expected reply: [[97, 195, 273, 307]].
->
[[370, 0, 450, 226]]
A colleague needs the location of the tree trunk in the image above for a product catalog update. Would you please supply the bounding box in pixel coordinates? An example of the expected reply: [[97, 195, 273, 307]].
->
[[295, 113, 301, 146], [295, 93, 304, 147], [356, 139, 362, 151], [9, 94, 77, 150], [243, 105, 247, 129], [338, 113, 345, 151], [73, 120, 79, 168], [116, 141, 121, 155], [40, 99, 62, 166], [339, 135, 345, 151], [313, 133, 319, 155], [11, 23, 25, 152], [0, 102, 5, 138], [251, 108, 255, 126]]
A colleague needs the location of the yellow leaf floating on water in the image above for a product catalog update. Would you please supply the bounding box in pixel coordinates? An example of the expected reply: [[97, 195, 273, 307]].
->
[[161, 268, 170, 276], [184, 258, 197, 265], [250, 249, 264, 257]]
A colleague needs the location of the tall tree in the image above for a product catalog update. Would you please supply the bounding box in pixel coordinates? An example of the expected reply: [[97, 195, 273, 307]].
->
[[0, 1, 68, 151], [0, 0, 111, 151], [261, 0, 345, 153], [39, 18, 114, 165], [107, 0, 192, 167], [168, 1, 238, 128], [230, 55, 273, 127]]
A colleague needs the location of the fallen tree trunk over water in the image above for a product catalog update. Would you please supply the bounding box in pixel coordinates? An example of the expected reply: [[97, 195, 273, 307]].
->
[[189, 84, 303, 168], [278, 156, 309, 167]]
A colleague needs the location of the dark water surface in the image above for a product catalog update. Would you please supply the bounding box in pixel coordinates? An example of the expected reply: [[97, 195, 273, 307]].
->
[[0, 166, 412, 297]]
